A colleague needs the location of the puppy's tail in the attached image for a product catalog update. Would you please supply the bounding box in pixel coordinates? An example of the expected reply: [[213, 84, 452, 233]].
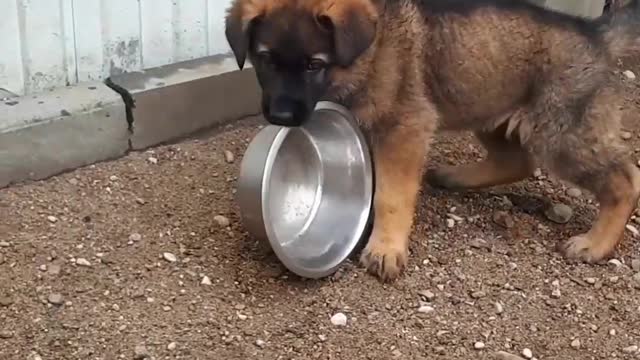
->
[[599, 0, 640, 59]]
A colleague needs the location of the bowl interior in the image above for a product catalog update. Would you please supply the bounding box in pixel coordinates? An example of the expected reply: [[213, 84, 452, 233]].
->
[[262, 107, 372, 276]]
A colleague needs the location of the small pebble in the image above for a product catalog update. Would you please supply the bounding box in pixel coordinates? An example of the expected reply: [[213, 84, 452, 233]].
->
[[47, 216, 58, 223], [621, 131, 633, 140], [471, 291, 486, 299], [493, 211, 514, 228], [623, 345, 638, 354], [608, 259, 623, 267], [495, 302, 504, 314], [48, 293, 64, 305], [330, 312, 347, 326], [418, 290, 435, 301], [147, 157, 158, 164], [418, 305, 434, 314], [474, 341, 486, 350], [0, 331, 13, 339], [570, 339, 581, 349], [167, 342, 177, 351], [39, 264, 47, 272], [566, 188, 582, 197], [585, 277, 597, 285], [470, 238, 489, 250], [75, 258, 91, 267], [446, 218, 455, 228], [214, 215, 231, 228], [551, 288, 561, 298], [224, 150, 235, 163], [129, 233, 142, 242], [255, 339, 266, 348], [163, 252, 177, 263], [0, 241, 10, 248], [522, 348, 533, 359], [623, 70, 636, 80], [201, 276, 212, 285], [545, 203, 573, 224], [134, 344, 150, 359], [0, 295, 13, 307], [626, 224, 639, 237], [48, 264, 62, 276]]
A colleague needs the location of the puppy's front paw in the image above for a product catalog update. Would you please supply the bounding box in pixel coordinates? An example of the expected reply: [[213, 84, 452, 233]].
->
[[359, 234, 408, 282], [558, 233, 613, 263]]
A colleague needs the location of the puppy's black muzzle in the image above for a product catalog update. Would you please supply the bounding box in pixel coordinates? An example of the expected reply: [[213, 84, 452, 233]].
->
[[263, 96, 310, 127]]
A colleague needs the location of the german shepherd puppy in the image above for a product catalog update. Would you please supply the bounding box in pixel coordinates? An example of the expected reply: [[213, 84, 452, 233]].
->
[[225, 0, 640, 281]]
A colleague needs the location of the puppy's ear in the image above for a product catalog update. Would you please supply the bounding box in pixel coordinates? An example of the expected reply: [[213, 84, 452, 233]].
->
[[317, 0, 380, 67], [225, 1, 264, 70]]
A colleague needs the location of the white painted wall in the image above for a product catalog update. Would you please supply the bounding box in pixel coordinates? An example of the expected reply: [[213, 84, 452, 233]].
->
[[0, 0, 606, 97], [0, 0, 234, 96]]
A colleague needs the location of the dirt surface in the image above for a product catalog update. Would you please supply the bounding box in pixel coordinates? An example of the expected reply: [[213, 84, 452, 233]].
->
[[2, 64, 640, 360]]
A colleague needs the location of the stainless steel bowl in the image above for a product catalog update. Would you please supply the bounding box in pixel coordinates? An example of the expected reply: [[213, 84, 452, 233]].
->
[[237, 101, 374, 279]]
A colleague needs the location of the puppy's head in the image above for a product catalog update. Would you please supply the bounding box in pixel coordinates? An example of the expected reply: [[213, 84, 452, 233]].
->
[[225, 0, 381, 126]]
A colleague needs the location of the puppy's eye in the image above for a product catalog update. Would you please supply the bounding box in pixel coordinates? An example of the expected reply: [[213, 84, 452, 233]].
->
[[307, 59, 326, 72]]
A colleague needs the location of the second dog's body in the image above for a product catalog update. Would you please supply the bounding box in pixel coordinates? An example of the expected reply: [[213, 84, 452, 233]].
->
[[226, 0, 640, 281]]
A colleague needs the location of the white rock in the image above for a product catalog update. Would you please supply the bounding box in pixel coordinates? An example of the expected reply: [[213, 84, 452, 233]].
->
[[566, 188, 582, 197], [495, 302, 504, 314], [163, 252, 177, 263], [167, 342, 177, 351], [330, 312, 347, 326], [129, 233, 142, 242], [418, 305, 434, 314], [255, 339, 266, 348], [522, 348, 533, 359], [47, 216, 58, 223], [585, 277, 597, 285], [626, 224, 639, 237], [201, 276, 212, 285], [570, 339, 581, 349], [224, 150, 235, 163], [147, 157, 158, 164], [608, 259, 623, 267], [446, 219, 455, 228], [623, 345, 638, 354], [623, 70, 636, 80], [214, 215, 231, 228], [474, 342, 486, 350], [75, 258, 91, 267]]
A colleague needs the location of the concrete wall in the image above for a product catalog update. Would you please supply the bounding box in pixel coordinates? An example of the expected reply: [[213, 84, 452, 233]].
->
[[0, 0, 234, 96]]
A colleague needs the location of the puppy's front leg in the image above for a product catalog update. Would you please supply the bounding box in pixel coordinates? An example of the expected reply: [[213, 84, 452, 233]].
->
[[360, 115, 434, 282]]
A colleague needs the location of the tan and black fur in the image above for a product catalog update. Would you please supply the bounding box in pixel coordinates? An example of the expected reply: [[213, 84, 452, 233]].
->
[[225, 0, 640, 281]]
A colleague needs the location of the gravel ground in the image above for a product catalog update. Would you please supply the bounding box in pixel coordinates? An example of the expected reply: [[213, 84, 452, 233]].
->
[[1, 63, 640, 360]]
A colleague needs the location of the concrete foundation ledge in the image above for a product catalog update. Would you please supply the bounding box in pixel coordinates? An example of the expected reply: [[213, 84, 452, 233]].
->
[[107, 54, 262, 151], [0, 54, 262, 189], [0, 82, 129, 188]]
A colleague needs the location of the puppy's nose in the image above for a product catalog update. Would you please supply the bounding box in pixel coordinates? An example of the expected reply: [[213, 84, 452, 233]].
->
[[269, 98, 303, 126], [270, 110, 294, 123]]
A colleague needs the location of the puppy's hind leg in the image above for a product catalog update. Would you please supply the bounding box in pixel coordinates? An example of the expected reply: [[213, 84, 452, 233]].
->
[[541, 90, 640, 263], [426, 123, 535, 190]]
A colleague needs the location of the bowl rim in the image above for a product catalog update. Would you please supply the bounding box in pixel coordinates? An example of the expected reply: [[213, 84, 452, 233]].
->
[[259, 101, 374, 279]]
